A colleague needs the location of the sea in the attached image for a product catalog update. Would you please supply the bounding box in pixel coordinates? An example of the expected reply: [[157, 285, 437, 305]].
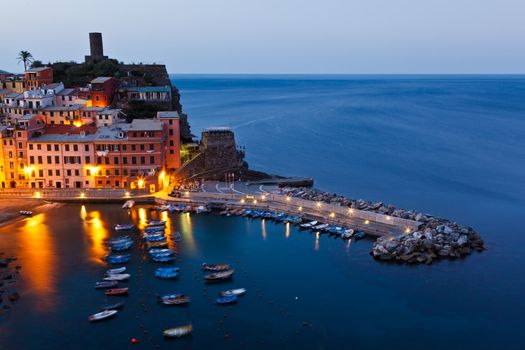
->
[[0, 75, 524, 349]]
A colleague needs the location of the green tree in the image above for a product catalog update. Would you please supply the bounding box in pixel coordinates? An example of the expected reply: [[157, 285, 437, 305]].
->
[[17, 51, 34, 71]]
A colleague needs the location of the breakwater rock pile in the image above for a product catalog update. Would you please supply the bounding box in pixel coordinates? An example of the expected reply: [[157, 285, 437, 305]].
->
[[0, 254, 20, 315], [281, 187, 485, 264]]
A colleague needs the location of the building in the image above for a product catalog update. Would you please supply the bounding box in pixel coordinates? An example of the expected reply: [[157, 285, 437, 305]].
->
[[117, 86, 172, 102], [0, 76, 26, 93], [157, 111, 181, 170], [89, 77, 118, 107], [24, 67, 53, 90], [201, 127, 239, 171], [85, 32, 108, 64]]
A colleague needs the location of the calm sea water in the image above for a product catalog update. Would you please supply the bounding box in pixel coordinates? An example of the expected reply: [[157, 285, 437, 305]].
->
[[1, 75, 524, 349]]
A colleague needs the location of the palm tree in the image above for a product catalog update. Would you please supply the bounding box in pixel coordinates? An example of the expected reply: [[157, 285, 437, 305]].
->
[[17, 51, 34, 71]]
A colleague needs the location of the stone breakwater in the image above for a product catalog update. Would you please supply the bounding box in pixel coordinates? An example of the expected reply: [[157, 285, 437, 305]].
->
[[0, 253, 20, 315], [281, 187, 485, 264]]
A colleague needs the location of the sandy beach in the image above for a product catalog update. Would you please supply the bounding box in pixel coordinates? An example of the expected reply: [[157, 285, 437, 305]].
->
[[0, 199, 62, 228]]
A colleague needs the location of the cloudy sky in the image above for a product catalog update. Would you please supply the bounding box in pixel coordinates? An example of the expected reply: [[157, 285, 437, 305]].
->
[[1, 0, 524, 74]]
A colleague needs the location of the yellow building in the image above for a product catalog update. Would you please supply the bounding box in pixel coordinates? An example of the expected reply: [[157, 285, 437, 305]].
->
[[0, 78, 26, 93]]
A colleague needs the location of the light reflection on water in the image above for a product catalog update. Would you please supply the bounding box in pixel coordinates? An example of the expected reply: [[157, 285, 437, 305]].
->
[[18, 213, 57, 311], [261, 219, 267, 240], [285, 222, 290, 239], [179, 212, 196, 252], [81, 208, 109, 265]]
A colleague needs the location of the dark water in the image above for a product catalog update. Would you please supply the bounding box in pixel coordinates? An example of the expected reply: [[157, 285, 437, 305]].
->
[[1, 75, 525, 349]]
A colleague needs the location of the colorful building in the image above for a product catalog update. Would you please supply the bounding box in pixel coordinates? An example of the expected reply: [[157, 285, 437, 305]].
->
[[89, 77, 118, 107], [24, 67, 53, 90]]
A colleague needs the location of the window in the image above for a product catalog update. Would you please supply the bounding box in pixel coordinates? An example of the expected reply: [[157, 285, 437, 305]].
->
[[132, 157, 136, 165], [140, 144, 144, 151], [54, 144, 59, 151], [149, 144, 154, 150], [47, 144, 51, 151], [67, 170, 71, 176], [105, 169, 110, 175], [37, 144, 42, 150], [122, 145, 127, 151], [150, 156, 154, 164], [39, 170, 43, 177], [114, 157, 119, 164], [85, 144, 89, 151], [85, 156, 91, 164], [115, 169, 119, 175], [105, 157, 109, 165], [97, 157, 101, 164], [56, 170, 60, 176], [96, 145, 101, 151], [65, 145, 70, 151], [123, 169, 128, 176], [123, 157, 128, 164], [131, 145, 136, 151], [75, 169, 79, 176], [140, 156, 145, 164], [73, 144, 78, 152], [17, 132, 21, 138], [29, 156, 35, 164], [29, 144, 34, 150], [47, 156, 52, 164], [169, 119, 173, 125], [169, 150, 174, 154], [169, 140, 173, 146], [18, 142, 22, 149], [55, 156, 60, 164], [86, 169, 91, 176], [48, 170, 52, 176], [169, 129, 173, 136]]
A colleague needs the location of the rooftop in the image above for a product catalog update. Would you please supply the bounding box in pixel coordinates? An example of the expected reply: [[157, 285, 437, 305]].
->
[[56, 88, 77, 96], [42, 105, 82, 111], [157, 111, 180, 119], [120, 86, 171, 93], [203, 127, 233, 133], [26, 67, 51, 73], [91, 77, 113, 84]]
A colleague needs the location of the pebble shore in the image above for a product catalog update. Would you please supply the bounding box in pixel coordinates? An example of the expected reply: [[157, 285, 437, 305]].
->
[[281, 187, 485, 264]]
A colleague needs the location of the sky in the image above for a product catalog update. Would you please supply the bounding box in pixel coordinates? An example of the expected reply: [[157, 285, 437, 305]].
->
[[1, 0, 524, 74]]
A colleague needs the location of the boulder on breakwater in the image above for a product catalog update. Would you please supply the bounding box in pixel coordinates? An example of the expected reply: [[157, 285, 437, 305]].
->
[[281, 187, 485, 265]]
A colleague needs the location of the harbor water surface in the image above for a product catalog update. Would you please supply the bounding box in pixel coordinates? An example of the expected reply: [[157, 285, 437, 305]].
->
[[1, 75, 525, 349]]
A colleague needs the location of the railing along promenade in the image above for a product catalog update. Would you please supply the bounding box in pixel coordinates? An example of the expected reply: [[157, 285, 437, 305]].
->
[[0, 188, 153, 202], [158, 192, 421, 237]]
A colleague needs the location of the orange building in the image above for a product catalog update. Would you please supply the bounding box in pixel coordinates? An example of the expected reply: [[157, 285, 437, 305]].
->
[[89, 77, 118, 107], [24, 67, 53, 90], [157, 111, 181, 170]]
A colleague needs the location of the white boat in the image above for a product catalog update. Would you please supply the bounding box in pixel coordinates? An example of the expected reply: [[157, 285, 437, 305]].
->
[[341, 229, 354, 239], [156, 204, 170, 211], [103, 273, 130, 281], [106, 267, 126, 275], [147, 220, 166, 227], [122, 200, 135, 209], [163, 324, 193, 338], [114, 224, 135, 231], [20, 210, 33, 216], [88, 309, 118, 322], [300, 220, 318, 228], [220, 288, 246, 297], [313, 223, 329, 230]]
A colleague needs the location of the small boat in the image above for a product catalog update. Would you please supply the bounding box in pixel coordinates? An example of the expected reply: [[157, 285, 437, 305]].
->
[[341, 229, 354, 239], [108, 236, 132, 245], [163, 324, 193, 338], [354, 231, 366, 240], [159, 293, 184, 300], [151, 255, 175, 263], [146, 241, 169, 249], [114, 224, 135, 231], [216, 295, 238, 305], [156, 204, 171, 211], [88, 309, 117, 322], [110, 241, 133, 251], [155, 267, 180, 279], [147, 220, 166, 227], [220, 288, 246, 297], [103, 273, 131, 281], [205, 269, 234, 282], [171, 232, 182, 241], [100, 301, 125, 310], [94, 281, 118, 289], [313, 223, 329, 230], [106, 254, 131, 264], [149, 248, 173, 255], [143, 234, 167, 242], [19, 210, 33, 216], [149, 250, 174, 257], [161, 296, 191, 305], [105, 288, 129, 296], [106, 267, 126, 275], [300, 221, 318, 229], [202, 263, 230, 272], [122, 200, 135, 209]]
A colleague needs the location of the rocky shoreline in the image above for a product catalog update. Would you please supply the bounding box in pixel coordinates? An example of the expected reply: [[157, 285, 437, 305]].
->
[[281, 187, 485, 264], [0, 254, 20, 316]]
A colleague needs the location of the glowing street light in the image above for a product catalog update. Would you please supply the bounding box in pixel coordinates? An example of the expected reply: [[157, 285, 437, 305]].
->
[[364, 220, 369, 225], [240, 199, 245, 204], [79, 192, 86, 199], [330, 212, 335, 218], [137, 179, 145, 188], [286, 196, 291, 202], [34, 191, 41, 199], [298, 206, 302, 211], [316, 202, 321, 208], [253, 199, 258, 204]]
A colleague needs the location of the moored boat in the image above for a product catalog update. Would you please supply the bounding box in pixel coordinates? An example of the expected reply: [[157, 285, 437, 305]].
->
[[300, 220, 318, 229], [151, 255, 175, 263], [88, 309, 117, 322], [341, 229, 354, 239], [147, 220, 166, 227], [202, 263, 230, 271], [106, 266, 126, 275], [313, 223, 329, 231], [122, 200, 135, 209], [155, 267, 180, 279], [146, 241, 169, 249], [103, 273, 130, 281], [114, 224, 135, 231], [163, 324, 193, 338], [100, 301, 125, 310], [94, 281, 118, 289], [205, 269, 234, 282], [161, 295, 191, 305], [220, 288, 246, 297], [105, 287, 129, 296], [148, 248, 173, 255], [19, 210, 33, 216], [354, 231, 366, 240]]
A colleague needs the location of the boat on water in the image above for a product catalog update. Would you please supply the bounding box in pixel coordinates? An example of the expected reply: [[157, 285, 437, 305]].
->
[[313, 223, 329, 231], [220, 288, 246, 297], [147, 220, 166, 227], [114, 224, 135, 231], [159, 293, 184, 300], [110, 241, 133, 251], [103, 273, 130, 281], [106, 267, 126, 275], [216, 295, 238, 305], [106, 253, 131, 261], [88, 309, 118, 322], [149, 248, 173, 255], [94, 281, 118, 289], [105, 288, 129, 296], [19, 210, 33, 216], [341, 229, 354, 239], [151, 255, 175, 263], [122, 200, 135, 209], [143, 234, 166, 242], [100, 301, 125, 310], [205, 269, 234, 282], [161, 295, 191, 305], [107, 236, 132, 245], [202, 263, 230, 272], [300, 221, 318, 229], [163, 324, 193, 338], [156, 204, 171, 211], [354, 231, 366, 240], [106, 256, 131, 264], [146, 241, 169, 249], [155, 267, 180, 279]]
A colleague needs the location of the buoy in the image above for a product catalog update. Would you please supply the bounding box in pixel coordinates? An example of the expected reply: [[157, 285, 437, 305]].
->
[[131, 338, 139, 344]]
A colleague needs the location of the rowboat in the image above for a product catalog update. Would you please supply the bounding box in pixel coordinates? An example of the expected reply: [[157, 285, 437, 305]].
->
[[144, 226, 165, 233], [147, 220, 166, 227], [122, 200, 135, 209], [159, 293, 184, 300], [114, 224, 135, 231], [354, 231, 366, 240], [205, 269, 234, 282], [220, 288, 246, 297], [88, 309, 117, 322], [103, 273, 130, 281], [94, 281, 118, 289], [143, 234, 166, 242], [149, 248, 173, 255], [313, 223, 329, 230], [108, 237, 132, 245], [19, 210, 33, 216], [216, 295, 238, 305], [300, 221, 318, 229], [110, 241, 133, 251], [163, 324, 193, 338], [106, 267, 126, 275], [146, 241, 168, 249], [106, 254, 130, 264], [161, 295, 191, 305], [151, 255, 175, 263], [155, 267, 180, 279], [202, 263, 230, 272], [105, 288, 129, 296], [100, 301, 125, 310], [341, 229, 354, 239]]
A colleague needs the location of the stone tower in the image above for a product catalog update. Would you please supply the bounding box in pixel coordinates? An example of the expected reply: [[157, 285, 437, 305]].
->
[[201, 127, 239, 171], [85, 32, 108, 63]]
